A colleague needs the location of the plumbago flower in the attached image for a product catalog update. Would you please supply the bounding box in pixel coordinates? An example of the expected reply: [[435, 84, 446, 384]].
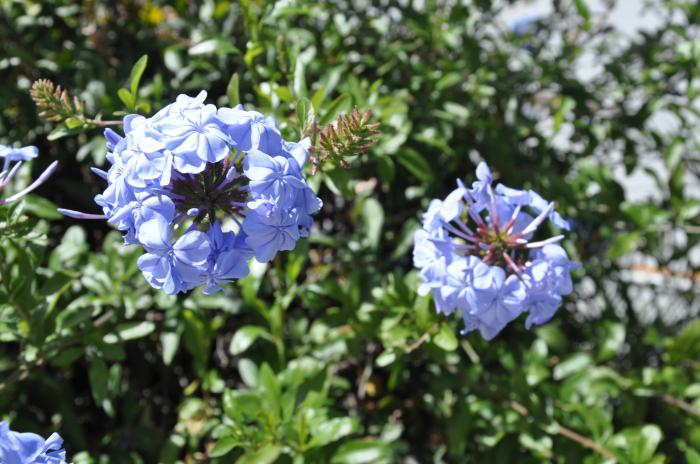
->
[[0, 144, 58, 206], [0, 421, 67, 464], [413, 162, 579, 340], [60, 91, 322, 295]]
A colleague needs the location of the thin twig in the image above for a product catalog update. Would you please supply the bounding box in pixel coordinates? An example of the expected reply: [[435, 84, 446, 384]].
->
[[510, 400, 617, 461], [660, 394, 700, 419], [87, 119, 123, 127], [405, 317, 444, 354]]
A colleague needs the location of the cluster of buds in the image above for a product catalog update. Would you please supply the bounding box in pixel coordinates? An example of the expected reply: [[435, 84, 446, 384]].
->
[[30, 79, 118, 132], [30, 79, 86, 124], [308, 106, 380, 174]]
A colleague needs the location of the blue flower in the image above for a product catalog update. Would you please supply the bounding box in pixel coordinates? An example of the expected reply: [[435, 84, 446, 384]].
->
[[431, 256, 477, 316], [217, 106, 283, 154], [159, 102, 231, 174], [413, 229, 451, 292], [60, 92, 321, 295], [440, 180, 468, 222], [496, 183, 570, 231], [511, 14, 541, 37], [295, 185, 324, 217], [243, 201, 301, 262], [462, 264, 528, 339], [281, 138, 311, 167], [244, 150, 306, 206], [0, 145, 38, 165], [413, 162, 577, 339], [0, 144, 58, 206], [200, 221, 252, 294], [523, 244, 580, 328], [469, 162, 493, 205], [137, 212, 211, 294], [123, 133, 173, 188], [0, 421, 67, 464], [104, 128, 123, 152]]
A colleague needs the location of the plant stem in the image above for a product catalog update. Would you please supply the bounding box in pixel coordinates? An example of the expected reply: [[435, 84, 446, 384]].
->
[[87, 119, 123, 127], [659, 393, 700, 419], [405, 316, 444, 353], [510, 400, 617, 460], [271, 256, 286, 367]]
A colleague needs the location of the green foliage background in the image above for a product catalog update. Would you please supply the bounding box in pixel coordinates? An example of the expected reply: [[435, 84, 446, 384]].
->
[[1, 0, 700, 462]]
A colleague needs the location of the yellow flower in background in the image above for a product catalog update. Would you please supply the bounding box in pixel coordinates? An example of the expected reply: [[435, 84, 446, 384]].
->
[[140, 2, 165, 25]]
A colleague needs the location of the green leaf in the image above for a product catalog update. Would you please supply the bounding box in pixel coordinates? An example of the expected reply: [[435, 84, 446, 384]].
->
[[620, 203, 669, 227], [89, 357, 109, 405], [679, 199, 700, 221], [361, 198, 384, 250], [65, 117, 84, 129], [49, 225, 88, 269], [117, 88, 134, 111], [309, 417, 357, 447], [47, 127, 81, 141], [161, 331, 180, 366], [229, 325, 269, 355], [611, 425, 663, 463], [664, 139, 684, 172], [573, 0, 591, 31], [50, 347, 84, 366], [396, 148, 434, 183], [685, 447, 700, 464], [296, 97, 313, 135], [189, 38, 239, 56], [103, 321, 156, 344], [293, 57, 307, 98], [244, 41, 264, 68], [606, 231, 643, 259], [227, 72, 240, 106], [128, 54, 148, 96], [668, 320, 700, 363], [238, 358, 259, 387], [210, 437, 238, 458], [331, 439, 392, 464], [319, 94, 351, 126], [182, 310, 211, 373], [258, 363, 281, 412], [518, 433, 553, 460], [376, 350, 396, 367], [311, 85, 326, 111], [236, 445, 281, 464], [433, 324, 458, 351], [598, 322, 625, 362], [553, 353, 591, 380], [553, 97, 575, 132], [21, 195, 62, 219]]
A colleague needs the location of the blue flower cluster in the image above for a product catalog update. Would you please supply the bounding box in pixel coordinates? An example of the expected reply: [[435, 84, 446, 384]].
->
[[0, 421, 66, 464], [0, 144, 58, 206], [413, 163, 578, 340], [60, 92, 321, 294]]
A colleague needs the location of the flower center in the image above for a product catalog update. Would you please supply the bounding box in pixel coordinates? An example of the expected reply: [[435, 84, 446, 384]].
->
[[167, 156, 249, 224], [476, 226, 526, 271]]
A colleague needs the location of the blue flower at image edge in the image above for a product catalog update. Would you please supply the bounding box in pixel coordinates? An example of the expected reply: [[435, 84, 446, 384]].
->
[[0, 421, 66, 464], [0, 145, 58, 206]]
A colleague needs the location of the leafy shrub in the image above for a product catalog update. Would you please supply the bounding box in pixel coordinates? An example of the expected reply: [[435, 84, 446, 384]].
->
[[1, 0, 700, 462]]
